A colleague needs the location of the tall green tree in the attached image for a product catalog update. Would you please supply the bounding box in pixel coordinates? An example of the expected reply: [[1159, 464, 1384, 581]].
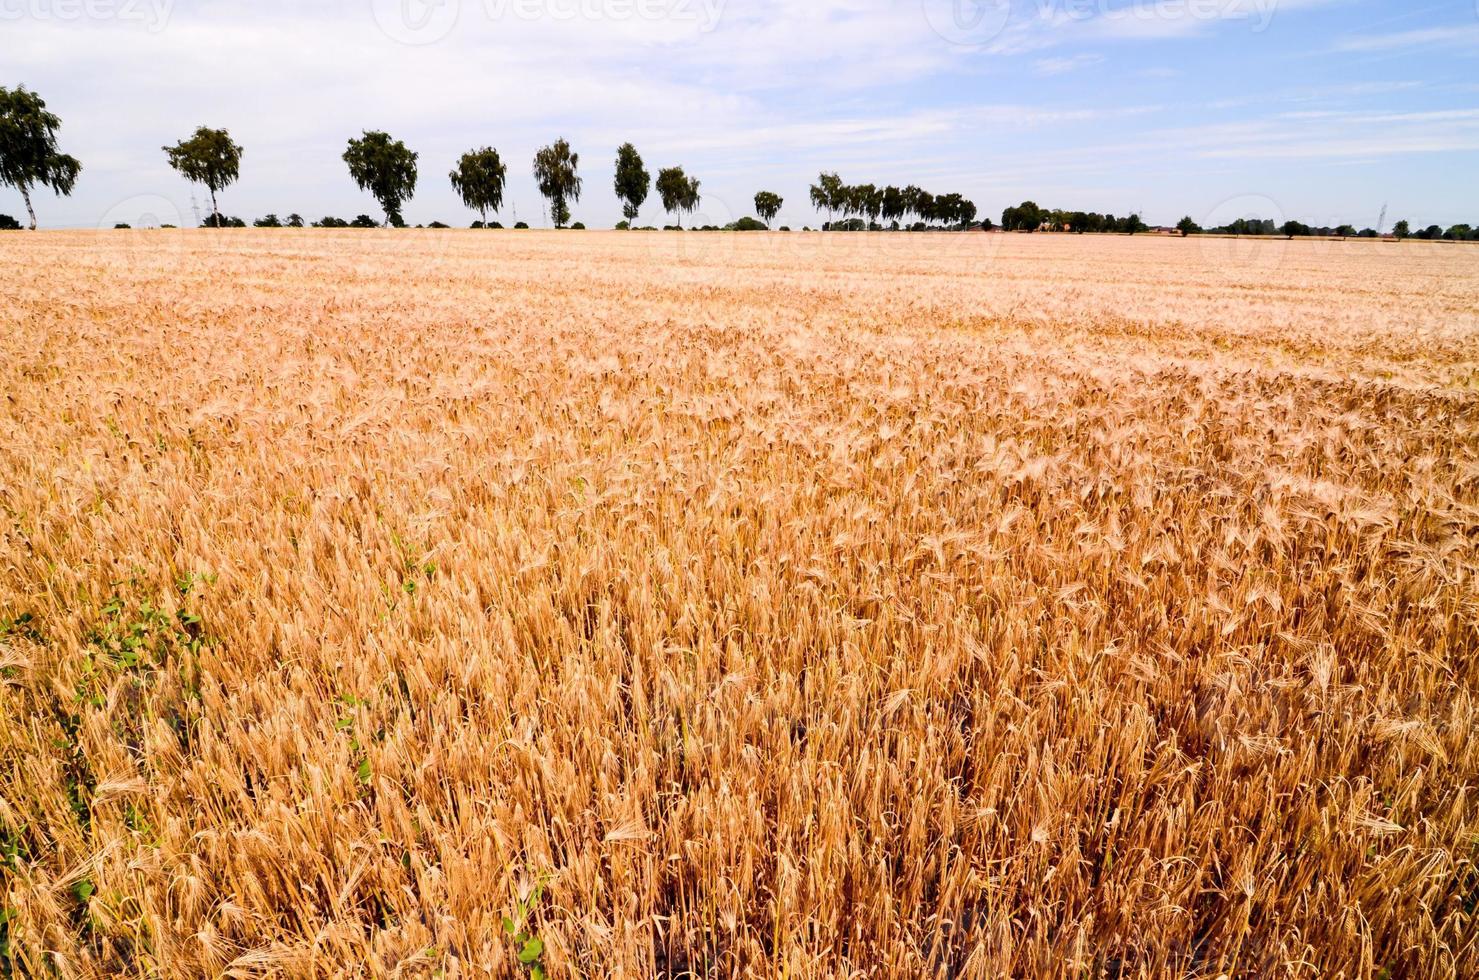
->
[[881, 186, 904, 228], [0, 85, 81, 230], [343, 131, 418, 227], [916, 190, 936, 227], [613, 143, 649, 224], [682, 178, 701, 223], [856, 184, 881, 228], [1176, 216, 1200, 237], [1393, 219, 1410, 240], [753, 190, 783, 229], [656, 166, 700, 228], [1002, 201, 1043, 232], [533, 138, 581, 228], [810, 172, 843, 226], [955, 197, 978, 229], [163, 126, 243, 227], [933, 193, 967, 229], [449, 146, 507, 226], [900, 185, 922, 226]]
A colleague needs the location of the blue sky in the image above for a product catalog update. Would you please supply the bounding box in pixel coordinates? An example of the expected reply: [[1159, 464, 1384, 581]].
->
[[4, 0, 1477, 229]]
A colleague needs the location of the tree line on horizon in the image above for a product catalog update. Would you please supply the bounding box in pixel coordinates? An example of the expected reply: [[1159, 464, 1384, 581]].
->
[[807, 173, 979, 231], [1170, 214, 1475, 241], [1002, 201, 1146, 235], [3, 84, 1477, 241]]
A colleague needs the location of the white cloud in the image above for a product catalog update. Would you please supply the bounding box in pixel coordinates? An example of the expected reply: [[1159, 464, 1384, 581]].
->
[[1032, 53, 1105, 75], [1161, 108, 1479, 160], [0, 0, 1472, 231], [1333, 24, 1479, 53]]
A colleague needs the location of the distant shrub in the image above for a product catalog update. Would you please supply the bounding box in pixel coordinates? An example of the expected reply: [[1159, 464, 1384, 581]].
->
[[350, 215, 378, 228], [427, 221, 450, 229], [778, 226, 791, 232], [202, 213, 246, 228], [287, 214, 304, 228], [114, 223, 131, 229], [161, 224, 177, 229], [514, 221, 529, 229], [730, 217, 767, 231], [615, 220, 630, 230], [0, 214, 20, 230], [254, 214, 282, 228], [571, 221, 586, 230], [314, 216, 349, 228]]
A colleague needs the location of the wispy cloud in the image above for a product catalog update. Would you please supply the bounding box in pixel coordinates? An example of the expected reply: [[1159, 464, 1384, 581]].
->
[[0, 0, 1473, 229], [1165, 108, 1479, 160], [1033, 53, 1105, 76], [1333, 24, 1479, 53], [1081, 0, 1350, 40]]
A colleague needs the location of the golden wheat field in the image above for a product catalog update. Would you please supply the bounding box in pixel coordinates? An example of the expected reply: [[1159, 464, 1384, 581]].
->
[[1, 229, 1477, 979]]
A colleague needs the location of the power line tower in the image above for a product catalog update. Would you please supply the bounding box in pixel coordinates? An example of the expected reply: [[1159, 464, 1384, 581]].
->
[[1377, 203, 1388, 236], [190, 194, 202, 228]]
